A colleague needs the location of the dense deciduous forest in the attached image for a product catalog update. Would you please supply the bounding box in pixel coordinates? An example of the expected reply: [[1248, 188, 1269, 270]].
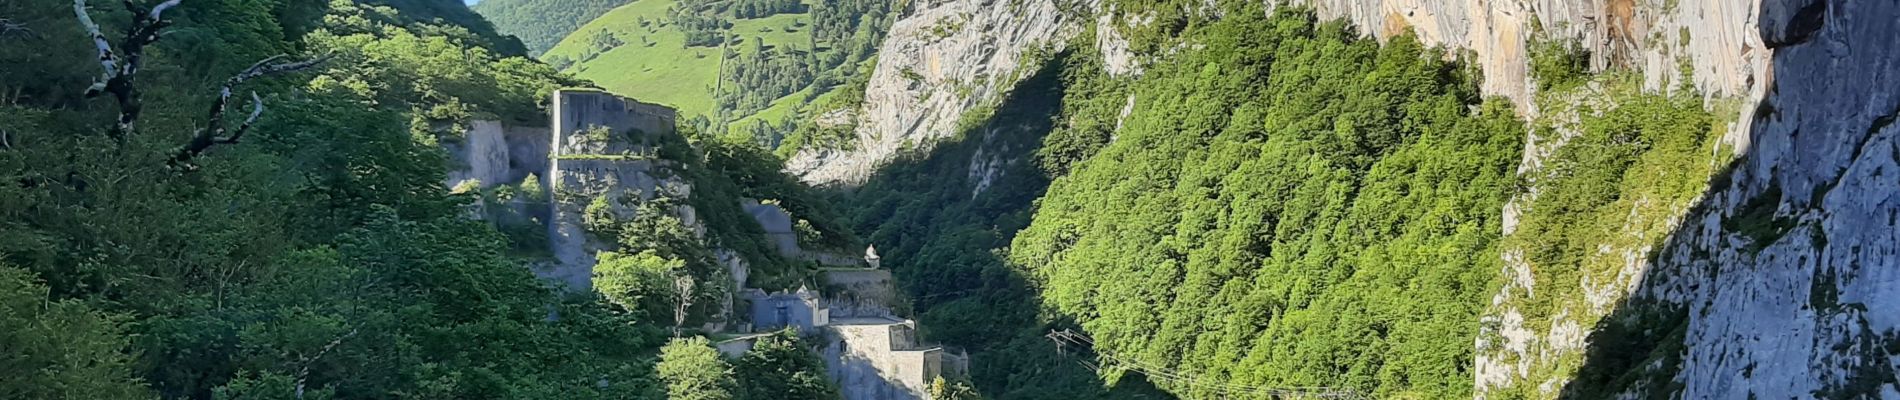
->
[[831, 2, 1728, 399], [0, 0, 839, 398], [837, 5, 1521, 398], [1, 0, 1747, 397], [1009, 7, 1525, 397], [473, 0, 636, 55], [706, 0, 900, 150]]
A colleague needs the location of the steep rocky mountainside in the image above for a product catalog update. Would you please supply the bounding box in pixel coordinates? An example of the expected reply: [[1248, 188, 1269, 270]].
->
[[802, 0, 1767, 186], [784, 0, 1087, 184], [1625, 1, 1900, 398], [795, 0, 1900, 398]]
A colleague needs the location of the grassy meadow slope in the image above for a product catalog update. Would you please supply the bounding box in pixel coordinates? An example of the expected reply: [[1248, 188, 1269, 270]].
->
[[540, 0, 813, 117]]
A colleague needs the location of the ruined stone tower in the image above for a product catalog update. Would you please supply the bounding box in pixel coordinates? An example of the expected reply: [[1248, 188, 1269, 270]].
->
[[545, 89, 681, 290]]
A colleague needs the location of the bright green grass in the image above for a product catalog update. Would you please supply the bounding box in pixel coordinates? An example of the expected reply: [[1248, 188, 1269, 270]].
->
[[728, 87, 807, 128], [726, 83, 845, 135], [542, 0, 814, 118], [728, 13, 811, 51]]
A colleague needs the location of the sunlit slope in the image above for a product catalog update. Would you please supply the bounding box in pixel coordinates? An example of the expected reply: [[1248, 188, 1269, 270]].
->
[[541, 0, 812, 117]]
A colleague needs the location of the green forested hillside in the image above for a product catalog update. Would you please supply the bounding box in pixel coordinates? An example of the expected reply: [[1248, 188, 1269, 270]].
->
[[363, 0, 531, 55], [839, 46, 1170, 399], [828, 5, 1524, 398], [1, 0, 1740, 397], [1005, 6, 1527, 398], [932, 3, 1723, 399], [539, 0, 795, 116], [473, 0, 635, 55], [0, 0, 831, 398]]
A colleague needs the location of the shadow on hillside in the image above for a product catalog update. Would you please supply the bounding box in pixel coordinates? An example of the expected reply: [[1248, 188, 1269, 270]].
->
[[1559, 0, 1900, 397], [826, 52, 1171, 399]]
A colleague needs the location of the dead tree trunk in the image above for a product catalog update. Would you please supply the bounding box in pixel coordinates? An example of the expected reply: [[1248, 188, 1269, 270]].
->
[[170, 54, 331, 165], [673, 273, 695, 337], [74, 0, 178, 140], [71, 0, 328, 165]]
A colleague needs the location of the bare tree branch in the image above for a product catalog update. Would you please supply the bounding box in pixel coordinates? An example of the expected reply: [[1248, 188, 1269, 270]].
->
[[219, 91, 264, 145], [0, 18, 36, 39], [170, 53, 333, 166], [73, 0, 178, 139], [72, 0, 328, 167], [293, 328, 356, 400], [73, 0, 120, 97]]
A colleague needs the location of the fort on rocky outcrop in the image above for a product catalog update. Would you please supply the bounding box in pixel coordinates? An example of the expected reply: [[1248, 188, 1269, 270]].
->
[[442, 121, 550, 194], [443, 89, 683, 290], [444, 89, 964, 399], [545, 90, 683, 290]]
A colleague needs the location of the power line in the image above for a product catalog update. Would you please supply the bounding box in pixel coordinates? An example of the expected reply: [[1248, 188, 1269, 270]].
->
[[1044, 329, 1370, 400]]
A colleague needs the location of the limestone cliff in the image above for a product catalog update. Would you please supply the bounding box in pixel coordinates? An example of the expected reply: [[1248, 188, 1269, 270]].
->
[[792, 0, 1900, 397], [1620, 2, 1900, 398], [1284, 0, 1897, 398], [1277, 0, 1763, 110], [784, 0, 1087, 185], [790, 0, 1765, 186]]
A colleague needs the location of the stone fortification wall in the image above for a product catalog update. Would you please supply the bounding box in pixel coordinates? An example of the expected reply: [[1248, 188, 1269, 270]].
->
[[821, 269, 898, 318], [544, 90, 682, 290], [822, 319, 936, 400], [444, 120, 551, 192], [741, 198, 866, 267]]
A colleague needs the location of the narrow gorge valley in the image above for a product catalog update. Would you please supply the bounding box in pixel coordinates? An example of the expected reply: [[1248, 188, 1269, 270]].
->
[[1, 0, 1896, 399]]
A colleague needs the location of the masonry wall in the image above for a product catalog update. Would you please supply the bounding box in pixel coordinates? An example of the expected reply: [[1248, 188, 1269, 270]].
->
[[740, 198, 865, 267], [742, 199, 801, 255], [822, 269, 898, 318], [823, 320, 933, 400], [545, 89, 681, 291], [745, 290, 826, 334], [444, 121, 551, 192], [450, 90, 959, 398]]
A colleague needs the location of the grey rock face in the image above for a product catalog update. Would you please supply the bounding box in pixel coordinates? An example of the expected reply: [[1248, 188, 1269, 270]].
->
[[760, 0, 1893, 396], [1635, 1, 1900, 397], [546, 90, 683, 291], [1270, 0, 1765, 112], [443, 120, 550, 191], [785, 0, 1086, 185], [1421, 0, 1900, 397]]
